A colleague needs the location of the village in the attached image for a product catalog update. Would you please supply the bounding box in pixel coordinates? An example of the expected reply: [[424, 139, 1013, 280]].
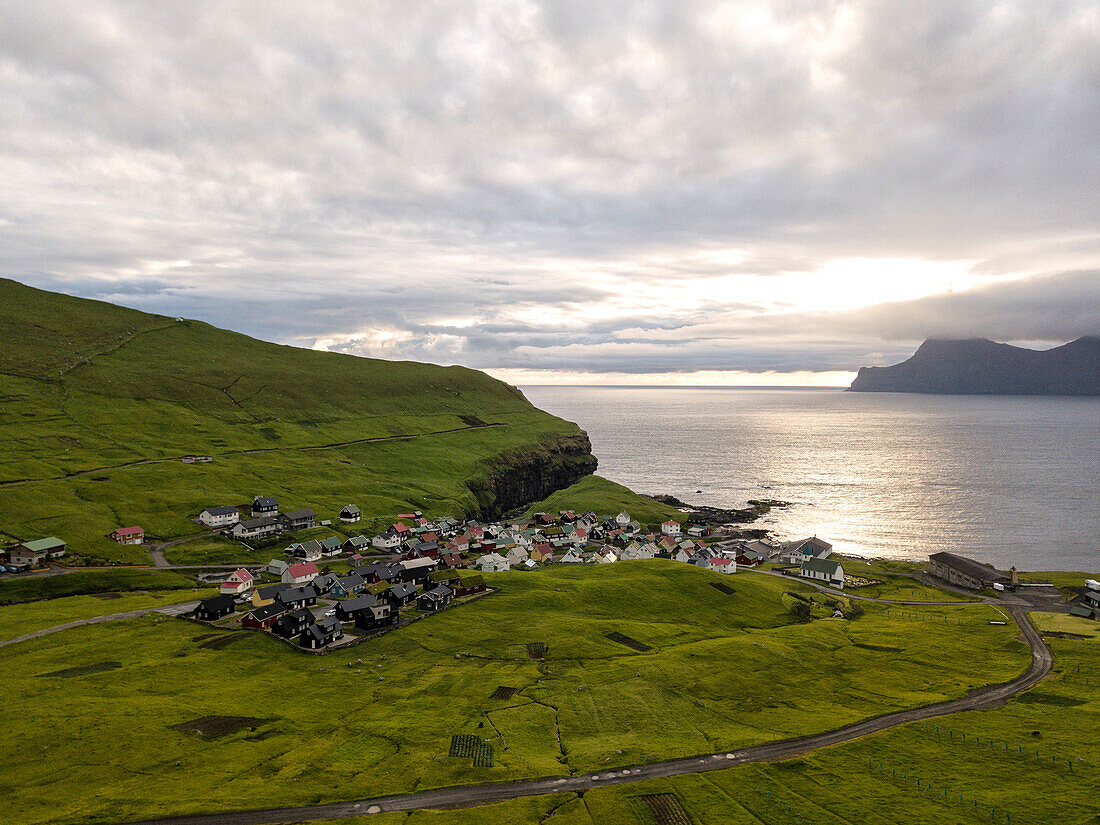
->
[[5, 494, 1099, 653]]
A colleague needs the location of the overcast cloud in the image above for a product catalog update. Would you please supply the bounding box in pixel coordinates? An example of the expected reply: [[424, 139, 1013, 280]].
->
[[1, 1, 1098, 382]]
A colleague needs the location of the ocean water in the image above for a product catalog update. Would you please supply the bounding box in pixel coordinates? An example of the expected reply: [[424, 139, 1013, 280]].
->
[[522, 386, 1100, 572]]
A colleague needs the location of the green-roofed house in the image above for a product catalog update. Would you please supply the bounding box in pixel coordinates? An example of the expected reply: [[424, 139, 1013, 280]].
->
[[10, 537, 67, 566], [799, 557, 845, 589], [1069, 603, 1096, 620]]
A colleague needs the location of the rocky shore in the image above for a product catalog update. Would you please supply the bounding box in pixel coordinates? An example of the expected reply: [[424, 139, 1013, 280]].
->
[[643, 494, 791, 539]]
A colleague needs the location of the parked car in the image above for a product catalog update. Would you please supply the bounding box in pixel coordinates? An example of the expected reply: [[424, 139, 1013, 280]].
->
[[323, 609, 336, 617]]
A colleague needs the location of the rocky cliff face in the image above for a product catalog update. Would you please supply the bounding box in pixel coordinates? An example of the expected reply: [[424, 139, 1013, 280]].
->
[[849, 337, 1100, 395], [468, 432, 599, 519]]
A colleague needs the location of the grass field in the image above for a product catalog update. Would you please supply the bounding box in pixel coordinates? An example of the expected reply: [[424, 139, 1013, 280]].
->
[[335, 615, 1099, 825], [0, 589, 209, 642], [0, 278, 595, 564], [0, 568, 197, 605], [0, 561, 1031, 825], [523, 475, 682, 527]]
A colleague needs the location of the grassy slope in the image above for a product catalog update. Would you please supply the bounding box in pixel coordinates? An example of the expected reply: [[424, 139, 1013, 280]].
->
[[523, 475, 682, 527], [0, 562, 1029, 825], [0, 568, 197, 605], [0, 589, 209, 641], [325, 616, 1100, 825], [0, 278, 589, 563]]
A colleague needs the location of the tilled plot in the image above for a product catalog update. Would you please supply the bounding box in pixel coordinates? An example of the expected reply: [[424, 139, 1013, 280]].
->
[[171, 716, 271, 739], [491, 686, 518, 699], [526, 642, 547, 659], [709, 582, 734, 595], [449, 734, 495, 766], [605, 631, 652, 652], [639, 793, 691, 825]]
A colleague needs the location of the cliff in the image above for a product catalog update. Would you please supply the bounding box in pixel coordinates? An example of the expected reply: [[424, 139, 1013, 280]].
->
[[849, 337, 1100, 396], [471, 432, 599, 519]]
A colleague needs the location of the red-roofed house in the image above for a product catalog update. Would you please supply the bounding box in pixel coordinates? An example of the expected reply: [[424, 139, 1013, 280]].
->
[[221, 568, 255, 594], [281, 561, 319, 585], [392, 522, 411, 535], [109, 526, 145, 545], [706, 557, 736, 575], [661, 520, 682, 537]]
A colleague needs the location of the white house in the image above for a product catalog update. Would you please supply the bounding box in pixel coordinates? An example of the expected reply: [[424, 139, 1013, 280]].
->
[[282, 561, 319, 585], [558, 548, 585, 564], [372, 530, 402, 551], [615, 510, 631, 527], [476, 553, 511, 573], [800, 558, 844, 588], [706, 557, 737, 575], [267, 558, 288, 576], [220, 568, 255, 595], [593, 547, 618, 564], [505, 546, 529, 566], [199, 506, 239, 529], [661, 520, 682, 537], [672, 547, 692, 563]]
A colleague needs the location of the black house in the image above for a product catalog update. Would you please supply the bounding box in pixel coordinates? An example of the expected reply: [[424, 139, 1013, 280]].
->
[[335, 594, 380, 621], [300, 616, 342, 649], [194, 594, 236, 621], [280, 508, 318, 532], [252, 496, 279, 517], [352, 603, 396, 631], [276, 585, 318, 610], [385, 581, 419, 608], [273, 607, 313, 638], [417, 584, 453, 612]]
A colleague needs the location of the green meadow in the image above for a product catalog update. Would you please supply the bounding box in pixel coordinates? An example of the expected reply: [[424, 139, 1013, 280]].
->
[[0, 568, 197, 605], [0, 278, 601, 565], [313, 616, 1100, 825], [0, 562, 1030, 825]]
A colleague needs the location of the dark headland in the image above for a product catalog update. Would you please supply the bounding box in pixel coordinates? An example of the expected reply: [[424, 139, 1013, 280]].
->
[[849, 336, 1100, 395]]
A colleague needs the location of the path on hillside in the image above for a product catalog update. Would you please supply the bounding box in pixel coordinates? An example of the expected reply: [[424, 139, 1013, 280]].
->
[[120, 605, 1051, 825], [0, 601, 199, 649], [150, 534, 212, 568], [0, 422, 504, 488]]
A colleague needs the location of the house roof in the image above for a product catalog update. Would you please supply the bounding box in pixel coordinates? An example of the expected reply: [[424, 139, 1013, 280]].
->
[[254, 496, 278, 507], [245, 603, 285, 622], [230, 567, 254, 581], [340, 594, 380, 613], [336, 573, 365, 589], [709, 557, 733, 566], [257, 583, 289, 599], [203, 505, 238, 516], [785, 536, 833, 556], [278, 585, 318, 603], [286, 561, 318, 577], [283, 508, 316, 520], [199, 594, 236, 611], [238, 516, 278, 529], [802, 557, 843, 575], [320, 536, 343, 549], [345, 535, 369, 548], [388, 582, 418, 598], [341, 504, 361, 515], [20, 537, 66, 552]]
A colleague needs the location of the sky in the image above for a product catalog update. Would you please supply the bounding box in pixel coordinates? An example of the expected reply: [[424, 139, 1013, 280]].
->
[[2, 1, 1098, 386]]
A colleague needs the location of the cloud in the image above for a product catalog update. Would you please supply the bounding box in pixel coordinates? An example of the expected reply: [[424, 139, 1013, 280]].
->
[[0, 1, 1097, 378]]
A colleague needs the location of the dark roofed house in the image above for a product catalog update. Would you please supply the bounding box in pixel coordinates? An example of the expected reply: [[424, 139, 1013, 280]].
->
[[929, 552, 1012, 591], [340, 504, 361, 523], [194, 594, 236, 621], [276, 585, 318, 610], [241, 602, 286, 630], [311, 573, 339, 595], [319, 535, 343, 556], [353, 602, 396, 631], [231, 516, 281, 540], [344, 534, 370, 553], [280, 508, 317, 532], [417, 584, 452, 612], [384, 581, 419, 608], [301, 616, 342, 649], [273, 608, 313, 638], [335, 594, 380, 620], [252, 496, 279, 517], [199, 505, 240, 528]]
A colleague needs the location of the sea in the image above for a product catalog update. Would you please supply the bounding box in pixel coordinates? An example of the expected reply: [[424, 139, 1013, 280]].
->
[[521, 386, 1100, 573]]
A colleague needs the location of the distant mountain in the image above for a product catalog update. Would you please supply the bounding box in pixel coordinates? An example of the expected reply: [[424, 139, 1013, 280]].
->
[[848, 337, 1100, 395]]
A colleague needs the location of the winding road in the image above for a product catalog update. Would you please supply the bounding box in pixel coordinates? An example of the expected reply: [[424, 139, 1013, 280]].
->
[[119, 605, 1052, 825]]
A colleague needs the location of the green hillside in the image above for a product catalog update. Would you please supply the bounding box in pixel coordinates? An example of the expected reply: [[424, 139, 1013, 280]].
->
[[0, 562, 1030, 825], [0, 278, 596, 563]]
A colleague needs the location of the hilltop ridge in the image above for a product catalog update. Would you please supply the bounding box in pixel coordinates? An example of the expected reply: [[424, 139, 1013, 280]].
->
[[0, 278, 596, 562], [849, 336, 1100, 395]]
